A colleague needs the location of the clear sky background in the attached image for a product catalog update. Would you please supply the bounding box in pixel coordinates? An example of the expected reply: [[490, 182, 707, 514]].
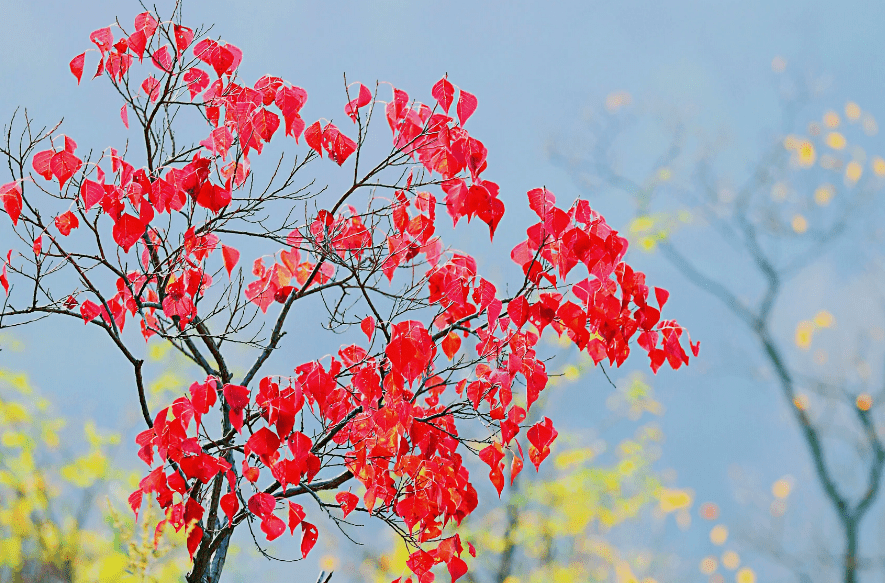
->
[[2, 0, 885, 581]]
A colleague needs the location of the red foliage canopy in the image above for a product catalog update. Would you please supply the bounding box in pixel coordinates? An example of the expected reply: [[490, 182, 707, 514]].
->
[[0, 9, 696, 583]]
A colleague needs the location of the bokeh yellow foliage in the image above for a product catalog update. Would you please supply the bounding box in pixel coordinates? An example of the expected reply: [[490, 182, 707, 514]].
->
[[0, 360, 191, 583]]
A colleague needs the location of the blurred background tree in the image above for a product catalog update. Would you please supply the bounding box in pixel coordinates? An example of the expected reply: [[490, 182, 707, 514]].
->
[[549, 61, 885, 583]]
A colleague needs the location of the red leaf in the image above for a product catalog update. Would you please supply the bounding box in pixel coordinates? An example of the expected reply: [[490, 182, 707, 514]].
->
[[527, 187, 556, 220], [385, 320, 433, 386], [510, 453, 524, 485], [252, 108, 280, 142], [479, 443, 505, 496], [80, 179, 104, 211], [246, 427, 281, 464], [120, 105, 129, 129], [248, 492, 276, 518], [456, 90, 477, 126], [275, 85, 308, 115], [0, 182, 22, 226], [274, 286, 293, 303], [407, 549, 435, 578], [128, 489, 143, 520], [112, 213, 144, 252], [0, 252, 10, 296], [184, 68, 210, 100], [80, 300, 101, 323], [32, 150, 54, 180], [507, 296, 529, 328], [321, 124, 357, 165], [186, 525, 203, 560], [304, 121, 323, 156], [221, 245, 239, 277], [90, 27, 114, 52], [50, 151, 82, 190], [195, 182, 231, 213], [448, 556, 469, 583], [655, 287, 670, 309], [95, 58, 107, 79], [288, 502, 305, 534], [431, 76, 455, 113], [142, 76, 161, 102], [211, 46, 235, 77], [134, 12, 158, 36], [288, 431, 313, 465], [128, 30, 147, 59], [442, 330, 461, 360], [260, 513, 286, 541], [345, 83, 372, 122], [330, 131, 356, 165], [300, 521, 318, 558], [360, 316, 375, 342], [223, 383, 250, 433], [335, 492, 359, 518], [151, 45, 173, 73], [174, 25, 194, 56], [220, 492, 238, 527], [526, 417, 558, 470], [32, 236, 42, 256], [54, 211, 79, 236], [69, 53, 85, 84]]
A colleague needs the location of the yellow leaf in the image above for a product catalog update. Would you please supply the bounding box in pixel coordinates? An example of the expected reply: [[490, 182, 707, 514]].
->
[[615, 560, 638, 583], [710, 524, 728, 545], [2, 402, 30, 424], [795, 321, 814, 349], [148, 341, 172, 361], [797, 141, 816, 167], [722, 550, 740, 570], [61, 450, 108, 488], [0, 537, 22, 568], [813, 310, 834, 328], [149, 372, 185, 395], [772, 477, 791, 498], [737, 567, 756, 583], [814, 184, 834, 206], [1, 431, 29, 449], [826, 132, 846, 150], [630, 216, 655, 234], [659, 488, 691, 512], [554, 448, 594, 469]]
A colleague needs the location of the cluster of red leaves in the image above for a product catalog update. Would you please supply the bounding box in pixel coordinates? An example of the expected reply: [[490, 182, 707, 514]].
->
[[130, 377, 320, 558], [511, 188, 700, 372], [0, 12, 698, 583]]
